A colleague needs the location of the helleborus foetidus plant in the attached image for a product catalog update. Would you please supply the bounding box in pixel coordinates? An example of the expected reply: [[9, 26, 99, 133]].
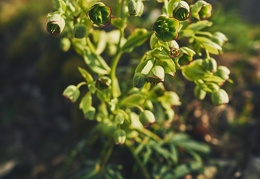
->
[[46, 0, 231, 178]]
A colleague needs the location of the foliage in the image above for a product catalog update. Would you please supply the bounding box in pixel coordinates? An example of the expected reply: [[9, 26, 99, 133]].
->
[[46, 0, 231, 178]]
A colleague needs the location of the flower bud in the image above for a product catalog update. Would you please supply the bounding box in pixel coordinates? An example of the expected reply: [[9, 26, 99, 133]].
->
[[60, 38, 71, 52], [212, 32, 228, 47], [128, 0, 144, 17], [191, 0, 212, 20], [153, 15, 180, 42], [88, 2, 111, 26], [215, 66, 230, 80], [133, 73, 146, 88], [202, 57, 217, 72], [211, 89, 229, 105], [194, 86, 206, 100], [172, 1, 190, 21], [147, 65, 165, 83], [73, 24, 87, 38], [139, 110, 156, 128], [178, 47, 195, 66], [46, 14, 65, 35], [114, 129, 126, 145], [115, 110, 125, 124], [63, 85, 80, 103], [95, 76, 111, 90], [168, 40, 180, 58]]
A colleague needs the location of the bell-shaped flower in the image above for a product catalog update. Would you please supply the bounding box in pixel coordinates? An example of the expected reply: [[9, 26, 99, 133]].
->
[[153, 15, 180, 42]]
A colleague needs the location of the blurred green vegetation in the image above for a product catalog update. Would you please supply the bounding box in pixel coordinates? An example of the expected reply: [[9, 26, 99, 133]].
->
[[0, 0, 260, 178]]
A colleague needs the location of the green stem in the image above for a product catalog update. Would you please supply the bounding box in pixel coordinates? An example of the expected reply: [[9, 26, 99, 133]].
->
[[137, 128, 162, 142], [110, 29, 124, 98], [76, 81, 87, 88]]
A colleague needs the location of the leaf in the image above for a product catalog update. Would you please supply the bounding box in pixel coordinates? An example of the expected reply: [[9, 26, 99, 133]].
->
[[58, 0, 67, 13], [172, 162, 202, 178], [79, 92, 92, 114], [122, 28, 150, 52], [78, 67, 93, 83], [177, 140, 211, 154], [195, 36, 222, 55], [83, 49, 111, 75], [140, 60, 154, 75], [119, 93, 146, 108], [187, 20, 212, 31], [143, 146, 152, 164], [170, 144, 178, 164], [181, 60, 207, 81]]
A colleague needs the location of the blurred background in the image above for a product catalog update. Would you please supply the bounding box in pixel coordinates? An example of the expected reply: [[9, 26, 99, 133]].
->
[[0, 0, 260, 178]]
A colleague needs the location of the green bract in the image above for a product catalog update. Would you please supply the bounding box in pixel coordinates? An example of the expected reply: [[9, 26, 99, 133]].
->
[[88, 2, 111, 26], [46, 14, 65, 35], [172, 1, 190, 21], [153, 15, 180, 42]]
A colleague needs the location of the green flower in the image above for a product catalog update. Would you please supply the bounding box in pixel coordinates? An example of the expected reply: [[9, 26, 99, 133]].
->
[[114, 129, 126, 145], [153, 15, 180, 42], [172, 1, 190, 21], [95, 76, 111, 90], [46, 14, 65, 35], [63, 85, 80, 103], [191, 0, 212, 20], [88, 2, 111, 26]]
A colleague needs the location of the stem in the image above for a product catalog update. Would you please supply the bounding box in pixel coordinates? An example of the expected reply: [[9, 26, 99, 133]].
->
[[76, 81, 87, 88], [110, 29, 124, 98], [137, 128, 162, 142]]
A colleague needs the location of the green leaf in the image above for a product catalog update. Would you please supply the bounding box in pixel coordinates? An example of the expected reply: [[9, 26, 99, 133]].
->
[[140, 60, 154, 75], [58, 0, 67, 13], [181, 59, 207, 81], [122, 28, 150, 52], [83, 49, 110, 75], [172, 162, 202, 178], [159, 59, 176, 76], [78, 67, 93, 83], [195, 36, 222, 55], [186, 20, 212, 32], [177, 140, 211, 153], [79, 92, 92, 115], [119, 93, 146, 108]]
